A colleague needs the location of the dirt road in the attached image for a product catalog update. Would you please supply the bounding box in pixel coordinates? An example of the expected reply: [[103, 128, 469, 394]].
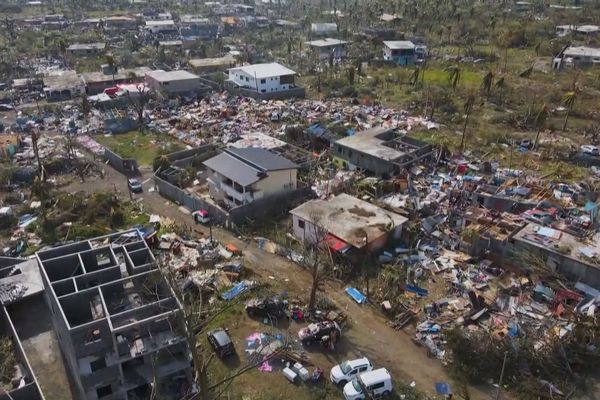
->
[[65, 164, 497, 400]]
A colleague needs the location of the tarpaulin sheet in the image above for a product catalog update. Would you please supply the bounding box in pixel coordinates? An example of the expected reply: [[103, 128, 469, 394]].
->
[[324, 233, 351, 253]]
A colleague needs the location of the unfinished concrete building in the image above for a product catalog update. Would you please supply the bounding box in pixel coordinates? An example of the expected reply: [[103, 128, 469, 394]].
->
[[36, 230, 192, 400]]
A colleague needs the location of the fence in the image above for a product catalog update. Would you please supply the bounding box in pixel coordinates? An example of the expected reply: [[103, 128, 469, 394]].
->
[[165, 144, 218, 168], [154, 173, 311, 227], [153, 174, 231, 225]]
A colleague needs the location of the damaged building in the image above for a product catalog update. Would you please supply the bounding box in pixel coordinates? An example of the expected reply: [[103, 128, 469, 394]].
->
[[333, 127, 433, 177], [290, 193, 407, 254], [35, 230, 193, 400]]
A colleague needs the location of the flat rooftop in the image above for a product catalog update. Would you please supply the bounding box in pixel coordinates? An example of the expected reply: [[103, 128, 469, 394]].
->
[[383, 40, 416, 50], [67, 42, 105, 51], [145, 69, 200, 82], [228, 62, 296, 79], [189, 54, 236, 68], [307, 38, 349, 47], [290, 193, 407, 248], [42, 71, 83, 90], [564, 46, 600, 58], [82, 66, 150, 84], [513, 222, 600, 269], [335, 127, 406, 162]]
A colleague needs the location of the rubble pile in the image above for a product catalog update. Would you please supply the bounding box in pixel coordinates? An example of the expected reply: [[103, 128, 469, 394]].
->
[[146, 93, 439, 148]]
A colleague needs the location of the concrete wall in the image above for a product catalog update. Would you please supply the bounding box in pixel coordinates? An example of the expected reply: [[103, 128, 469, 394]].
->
[[508, 239, 600, 288], [104, 148, 138, 174], [0, 306, 44, 400], [154, 174, 231, 225], [223, 81, 305, 100], [145, 76, 202, 94], [228, 70, 293, 92], [253, 168, 297, 198], [166, 144, 218, 168]]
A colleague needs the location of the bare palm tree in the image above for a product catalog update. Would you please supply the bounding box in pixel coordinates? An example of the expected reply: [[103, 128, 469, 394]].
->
[[481, 70, 494, 96], [533, 103, 549, 150], [445, 64, 461, 90], [561, 86, 580, 132], [460, 93, 476, 154]]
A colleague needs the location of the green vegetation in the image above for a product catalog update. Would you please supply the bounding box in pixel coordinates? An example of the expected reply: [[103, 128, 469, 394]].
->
[[0, 336, 16, 390], [31, 191, 149, 243], [95, 131, 185, 166]]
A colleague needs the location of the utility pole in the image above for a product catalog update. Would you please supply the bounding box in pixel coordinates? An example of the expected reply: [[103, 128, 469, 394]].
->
[[495, 351, 508, 400], [126, 176, 132, 200]]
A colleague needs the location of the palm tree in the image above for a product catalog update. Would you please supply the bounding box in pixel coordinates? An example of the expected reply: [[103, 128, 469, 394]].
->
[[495, 76, 506, 104], [481, 70, 494, 96], [409, 67, 420, 87], [444, 64, 461, 90], [31, 130, 43, 181], [459, 93, 476, 154], [533, 104, 549, 150], [58, 38, 68, 68], [561, 87, 580, 132]]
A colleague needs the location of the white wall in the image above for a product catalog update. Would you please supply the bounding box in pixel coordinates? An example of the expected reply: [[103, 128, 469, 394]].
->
[[228, 70, 292, 93], [253, 168, 297, 197]]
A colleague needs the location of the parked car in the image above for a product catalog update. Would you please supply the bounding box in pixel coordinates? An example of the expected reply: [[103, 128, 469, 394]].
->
[[245, 296, 288, 320], [343, 368, 393, 400], [207, 328, 235, 358], [192, 209, 210, 224], [581, 145, 600, 156], [0, 104, 14, 111], [127, 178, 143, 193], [330, 357, 373, 386], [298, 321, 341, 345]]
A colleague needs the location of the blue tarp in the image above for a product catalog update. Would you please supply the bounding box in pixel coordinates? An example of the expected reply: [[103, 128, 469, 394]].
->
[[345, 287, 366, 304], [222, 281, 252, 301], [406, 284, 429, 297], [435, 382, 452, 395]]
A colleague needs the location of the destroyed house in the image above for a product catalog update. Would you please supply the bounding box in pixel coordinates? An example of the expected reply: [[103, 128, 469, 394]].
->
[[472, 182, 550, 213], [509, 223, 600, 288], [83, 66, 149, 95], [35, 230, 192, 400], [0, 307, 44, 400], [458, 207, 526, 257], [203, 147, 298, 208], [333, 127, 433, 177], [554, 46, 600, 69], [290, 193, 407, 254], [1, 258, 45, 400]]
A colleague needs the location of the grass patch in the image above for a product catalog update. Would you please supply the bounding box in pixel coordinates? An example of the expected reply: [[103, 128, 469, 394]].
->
[[95, 131, 186, 166]]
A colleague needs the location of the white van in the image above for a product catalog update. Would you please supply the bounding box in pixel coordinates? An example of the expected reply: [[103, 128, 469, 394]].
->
[[343, 368, 393, 400]]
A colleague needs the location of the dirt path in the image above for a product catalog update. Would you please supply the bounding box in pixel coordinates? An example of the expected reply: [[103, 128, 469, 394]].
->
[[65, 164, 497, 399]]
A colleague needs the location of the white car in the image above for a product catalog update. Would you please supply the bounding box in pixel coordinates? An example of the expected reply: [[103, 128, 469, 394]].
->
[[581, 145, 600, 156], [343, 368, 393, 400], [330, 357, 373, 386]]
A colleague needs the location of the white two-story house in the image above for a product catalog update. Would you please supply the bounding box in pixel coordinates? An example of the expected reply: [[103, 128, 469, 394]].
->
[[227, 63, 297, 94], [203, 147, 298, 209]]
